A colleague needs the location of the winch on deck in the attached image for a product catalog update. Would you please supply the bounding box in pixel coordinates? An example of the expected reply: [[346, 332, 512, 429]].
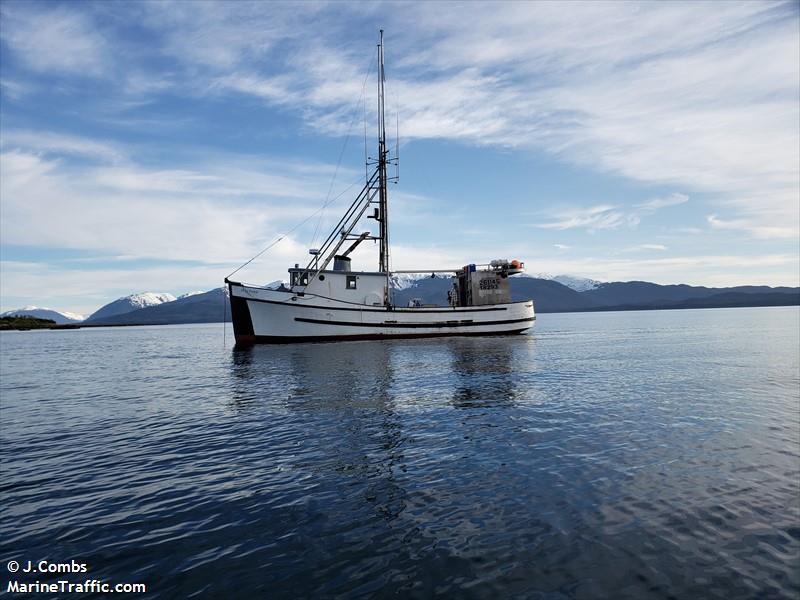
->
[[449, 259, 524, 307]]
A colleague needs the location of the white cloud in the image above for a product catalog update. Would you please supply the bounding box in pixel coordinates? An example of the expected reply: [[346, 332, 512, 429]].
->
[[213, 73, 296, 105], [6, 3, 794, 234], [622, 244, 668, 253], [139, 1, 318, 70], [0, 78, 33, 100], [537, 205, 640, 231], [636, 193, 689, 211], [386, 244, 465, 272], [158, 3, 794, 240], [707, 214, 798, 240], [0, 6, 108, 75], [0, 260, 225, 315], [410, 3, 796, 238], [537, 191, 695, 232], [1, 129, 125, 162], [123, 72, 176, 96], [0, 149, 362, 265], [226, 3, 796, 239]]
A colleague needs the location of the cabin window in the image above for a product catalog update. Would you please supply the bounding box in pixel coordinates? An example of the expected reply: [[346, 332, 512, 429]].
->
[[291, 273, 309, 286], [346, 275, 357, 289]]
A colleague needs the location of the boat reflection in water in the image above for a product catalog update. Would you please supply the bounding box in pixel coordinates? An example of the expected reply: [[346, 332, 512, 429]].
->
[[448, 337, 520, 409], [226, 336, 529, 533], [229, 340, 406, 523], [229, 337, 527, 412]]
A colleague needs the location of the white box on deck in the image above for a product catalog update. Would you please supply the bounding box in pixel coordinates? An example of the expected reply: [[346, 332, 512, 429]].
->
[[467, 270, 511, 306]]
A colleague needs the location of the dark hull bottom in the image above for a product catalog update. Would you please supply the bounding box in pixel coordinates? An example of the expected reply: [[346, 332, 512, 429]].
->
[[234, 328, 531, 346]]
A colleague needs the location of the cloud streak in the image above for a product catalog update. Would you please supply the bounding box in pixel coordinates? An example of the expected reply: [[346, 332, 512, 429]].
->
[[536, 191, 692, 232], [0, 147, 361, 265], [707, 214, 798, 240], [1, 129, 125, 162], [0, 4, 109, 75], [3, 1, 795, 229], [537, 205, 640, 232], [621, 244, 668, 253], [636, 193, 689, 211], [131, 1, 794, 239]]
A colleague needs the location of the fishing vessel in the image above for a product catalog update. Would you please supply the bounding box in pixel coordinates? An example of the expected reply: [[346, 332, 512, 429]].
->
[[225, 31, 535, 344]]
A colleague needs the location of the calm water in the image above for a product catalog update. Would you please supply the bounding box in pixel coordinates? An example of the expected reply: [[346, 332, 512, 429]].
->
[[1, 307, 798, 599]]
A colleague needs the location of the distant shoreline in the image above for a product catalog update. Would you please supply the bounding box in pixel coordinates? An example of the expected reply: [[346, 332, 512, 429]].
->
[[3, 300, 797, 331]]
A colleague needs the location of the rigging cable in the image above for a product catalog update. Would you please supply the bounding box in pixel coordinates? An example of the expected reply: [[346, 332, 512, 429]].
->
[[393, 72, 400, 183], [225, 174, 365, 280], [227, 52, 377, 282], [309, 52, 377, 252], [364, 80, 369, 183]]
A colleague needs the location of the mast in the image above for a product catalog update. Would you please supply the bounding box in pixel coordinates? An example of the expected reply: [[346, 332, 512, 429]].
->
[[377, 30, 390, 285], [303, 32, 392, 304]]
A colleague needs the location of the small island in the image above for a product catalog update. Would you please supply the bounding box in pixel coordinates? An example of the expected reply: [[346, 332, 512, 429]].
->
[[1, 316, 57, 330]]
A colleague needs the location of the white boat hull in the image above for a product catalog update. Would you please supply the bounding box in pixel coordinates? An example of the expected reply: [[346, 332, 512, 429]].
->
[[228, 282, 535, 344]]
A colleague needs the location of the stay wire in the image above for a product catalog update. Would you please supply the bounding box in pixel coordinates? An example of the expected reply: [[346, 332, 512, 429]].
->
[[227, 50, 378, 281], [309, 52, 377, 251], [225, 174, 366, 280]]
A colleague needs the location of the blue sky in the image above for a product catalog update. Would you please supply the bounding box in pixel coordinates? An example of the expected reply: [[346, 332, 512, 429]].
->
[[1, 0, 798, 315]]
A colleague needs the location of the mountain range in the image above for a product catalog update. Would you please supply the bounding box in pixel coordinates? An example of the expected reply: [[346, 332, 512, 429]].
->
[[394, 276, 799, 313], [2, 274, 797, 327], [0, 306, 85, 325], [84, 288, 229, 325], [84, 292, 177, 322]]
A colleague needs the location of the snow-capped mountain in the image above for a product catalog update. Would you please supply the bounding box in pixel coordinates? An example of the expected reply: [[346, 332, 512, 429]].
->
[[551, 275, 603, 292], [85, 287, 231, 326], [0, 306, 85, 324], [86, 292, 176, 322], [178, 291, 204, 299], [521, 273, 602, 292], [390, 272, 447, 290]]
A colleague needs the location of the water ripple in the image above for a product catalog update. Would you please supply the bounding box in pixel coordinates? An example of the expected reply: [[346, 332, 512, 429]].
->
[[1, 309, 798, 599]]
